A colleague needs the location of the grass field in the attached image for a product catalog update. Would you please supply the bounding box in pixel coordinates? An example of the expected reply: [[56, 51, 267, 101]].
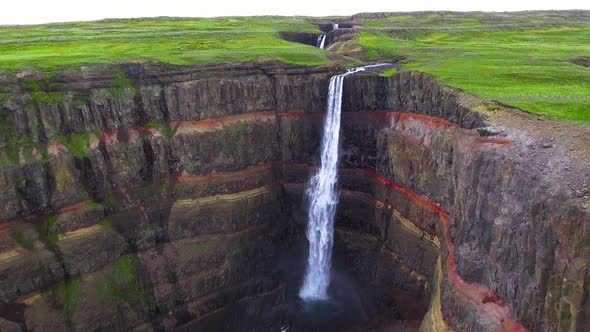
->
[[1, 12, 589, 122], [358, 12, 590, 122], [0, 17, 329, 72]]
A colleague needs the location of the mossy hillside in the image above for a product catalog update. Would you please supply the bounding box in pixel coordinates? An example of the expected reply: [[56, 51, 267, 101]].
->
[[359, 12, 590, 122]]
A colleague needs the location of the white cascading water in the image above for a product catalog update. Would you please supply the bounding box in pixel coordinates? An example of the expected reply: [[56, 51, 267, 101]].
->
[[299, 65, 381, 301], [333, 23, 339, 30], [317, 35, 326, 49]]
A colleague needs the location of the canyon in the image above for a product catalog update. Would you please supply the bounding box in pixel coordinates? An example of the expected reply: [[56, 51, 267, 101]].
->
[[0, 60, 589, 332]]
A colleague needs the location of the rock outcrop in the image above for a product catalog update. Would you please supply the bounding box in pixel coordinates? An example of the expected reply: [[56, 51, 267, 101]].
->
[[0, 63, 588, 331]]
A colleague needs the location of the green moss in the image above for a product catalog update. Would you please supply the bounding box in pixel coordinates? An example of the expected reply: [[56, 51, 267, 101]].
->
[[73, 95, 88, 108], [23, 78, 63, 107], [85, 200, 103, 210], [57, 132, 95, 157], [96, 256, 146, 310], [47, 275, 83, 329], [379, 68, 398, 77], [10, 229, 35, 249], [0, 108, 20, 165], [224, 121, 250, 157], [0, 93, 10, 103], [32, 91, 63, 107], [104, 193, 123, 210], [98, 219, 112, 228], [0, 130, 48, 166], [22, 137, 35, 160], [40, 144, 49, 160], [34, 215, 59, 246], [147, 121, 176, 139], [134, 184, 161, 202], [78, 188, 103, 209], [109, 71, 137, 98], [166, 270, 179, 284]]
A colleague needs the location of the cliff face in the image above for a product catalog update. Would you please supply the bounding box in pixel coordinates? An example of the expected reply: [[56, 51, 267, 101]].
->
[[0, 64, 588, 331], [342, 73, 590, 331], [0, 63, 334, 331]]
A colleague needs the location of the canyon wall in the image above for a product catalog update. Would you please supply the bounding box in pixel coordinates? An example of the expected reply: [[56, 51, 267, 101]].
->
[[0, 64, 588, 331], [0, 63, 334, 331]]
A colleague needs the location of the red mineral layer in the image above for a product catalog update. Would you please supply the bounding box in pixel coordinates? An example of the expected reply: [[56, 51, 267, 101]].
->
[[45, 110, 507, 158], [173, 111, 276, 134], [342, 111, 456, 130], [300, 111, 512, 147], [278, 112, 323, 119], [361, 169, 526, 331], [59, 201, 88, 214]]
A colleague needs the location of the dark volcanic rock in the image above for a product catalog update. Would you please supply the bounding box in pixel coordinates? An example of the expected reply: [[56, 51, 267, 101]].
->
[[278, 31, 321, 47], [571, 56, 590, 67], [0, 62, 588, 332]]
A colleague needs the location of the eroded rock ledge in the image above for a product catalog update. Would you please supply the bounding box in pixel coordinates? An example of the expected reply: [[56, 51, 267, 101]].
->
[[0, 63, 588, 331]]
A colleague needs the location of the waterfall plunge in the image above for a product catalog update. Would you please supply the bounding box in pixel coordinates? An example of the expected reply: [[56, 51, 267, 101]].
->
[[316, 35, 326, 49], [299, 65, 377, 301]]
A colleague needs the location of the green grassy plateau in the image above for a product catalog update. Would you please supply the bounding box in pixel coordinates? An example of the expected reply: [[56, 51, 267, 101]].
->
[[0, 17, 329, 72], [1, 11, 589, 122], [358, 11, 590, 122]]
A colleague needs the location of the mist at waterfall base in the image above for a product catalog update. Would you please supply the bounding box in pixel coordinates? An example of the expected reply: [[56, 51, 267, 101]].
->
[[277, 237, 372, 332]]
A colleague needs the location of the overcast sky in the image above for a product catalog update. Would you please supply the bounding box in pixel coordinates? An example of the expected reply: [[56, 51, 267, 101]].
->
[[2, 0, 589, 25]]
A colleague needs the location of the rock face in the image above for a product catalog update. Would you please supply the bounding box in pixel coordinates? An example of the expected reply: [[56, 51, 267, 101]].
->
[[0, 63, 588, 331]]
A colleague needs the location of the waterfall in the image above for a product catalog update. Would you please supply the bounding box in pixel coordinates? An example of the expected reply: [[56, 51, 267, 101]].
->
[[316, 23, 339, 50], [299, 65, 377, 301], [317, 35, 326, 49]]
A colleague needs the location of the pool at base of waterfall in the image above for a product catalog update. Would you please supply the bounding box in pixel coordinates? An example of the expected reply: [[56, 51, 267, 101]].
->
[[275, 234, 425, 332]]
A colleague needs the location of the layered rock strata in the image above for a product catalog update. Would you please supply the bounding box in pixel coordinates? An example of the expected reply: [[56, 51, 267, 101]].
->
[[0, 64, 588, 331]]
